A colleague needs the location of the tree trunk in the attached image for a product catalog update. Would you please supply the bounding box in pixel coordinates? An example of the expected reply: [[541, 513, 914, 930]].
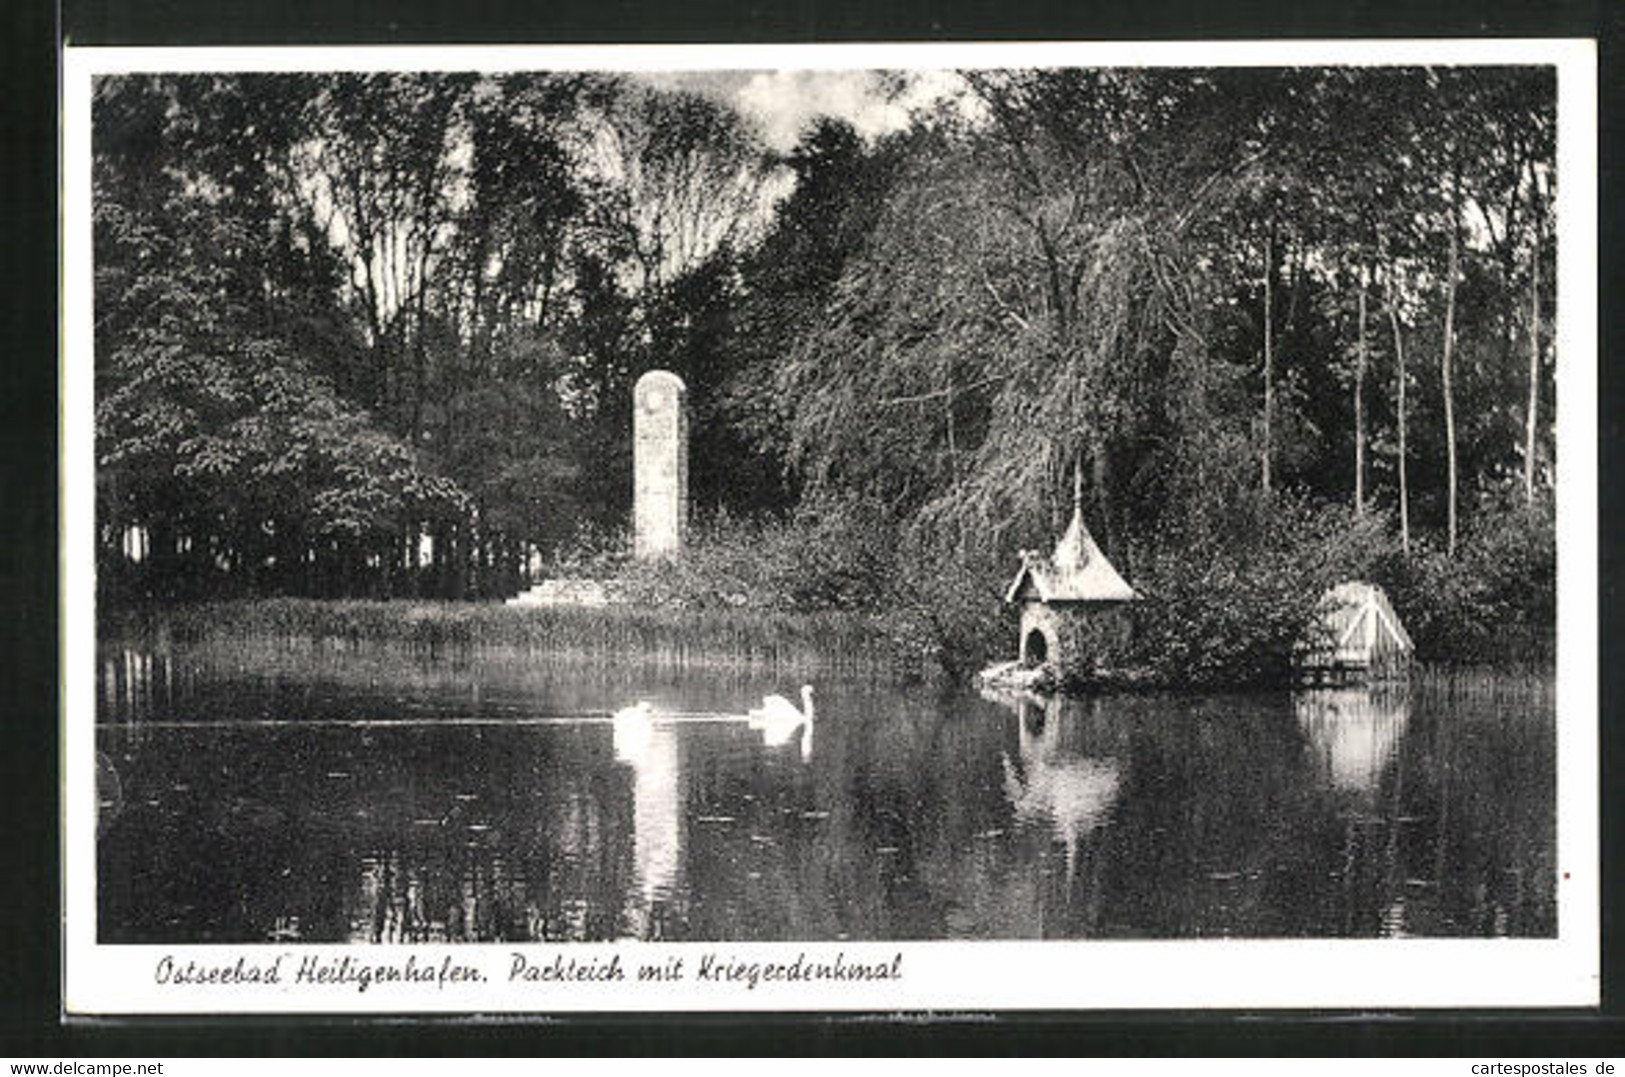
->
[[412, 342, 425, 451], [450, 524, 468, 599], [1441, 170, 1461, 557], [1524, 212, 1542, 504], [1386, 267, 1411, 555], [432, 522, 448, 598], [942, 368, 963, 551], [1261, 228, 1275, 494], [148, 518, 177, 600], [1355, 265, 1368, 516], [1089, 430, 1112, 554]]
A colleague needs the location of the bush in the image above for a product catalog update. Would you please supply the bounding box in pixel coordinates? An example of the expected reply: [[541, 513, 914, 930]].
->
[[1377, 496, 1555, 665], [613, 494, 898, 613], [1113, 489, 1556, 683], [549, 518, 635, 580], [882, 535, 1008, 682], [1121, 494, 1397, 687], [576, 494, 1010, 681]]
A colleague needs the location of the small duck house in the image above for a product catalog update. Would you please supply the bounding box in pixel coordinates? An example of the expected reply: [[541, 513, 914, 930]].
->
[[1296, 581, 1414, 685], [1005, 487, 1138, 677]]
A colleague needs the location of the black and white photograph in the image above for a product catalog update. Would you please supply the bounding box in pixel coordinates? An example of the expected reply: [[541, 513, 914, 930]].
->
[[59, 41, 1599, 1013]]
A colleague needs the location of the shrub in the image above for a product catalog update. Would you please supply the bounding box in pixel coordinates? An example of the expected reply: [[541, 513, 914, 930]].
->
[[577, 495, 1009, 680], [1377, 496, 1555, 665], [1121, 494, 1397, 687], [549, 519, 634, 580], [613, 494, 898, 614], [883, 534, 1008, 681], [1114, 489, 1555, 682]]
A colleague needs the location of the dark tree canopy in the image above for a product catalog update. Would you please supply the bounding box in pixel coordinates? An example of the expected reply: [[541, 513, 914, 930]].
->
[[93, 66, 1557, 610]]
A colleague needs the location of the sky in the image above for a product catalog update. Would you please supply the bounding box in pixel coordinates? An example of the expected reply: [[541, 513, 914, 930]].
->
[[632, 69, 965, 151]]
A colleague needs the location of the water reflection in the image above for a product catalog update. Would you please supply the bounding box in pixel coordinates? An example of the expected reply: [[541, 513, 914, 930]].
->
[[1296, 688, 1410, 797], [1292, 688, 1415, 937], [96, 640, 1557, 942], [96, 751, 123, 830], [622, 719, 682, 913], [1002, 696, 1122, 881]]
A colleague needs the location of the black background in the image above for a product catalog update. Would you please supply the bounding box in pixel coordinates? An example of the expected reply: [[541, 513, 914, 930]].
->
[[5, 0, 1623, 1056]]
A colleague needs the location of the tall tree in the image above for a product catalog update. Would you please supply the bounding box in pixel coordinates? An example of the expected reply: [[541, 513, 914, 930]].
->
[[1261, 224, 1276, 493], [1354, 265, 1369, 515], [1440, 165, 1462, 556], [293, 73, 475, 444], [93, 66, 1559, 600], [1386, 266, 1411, 554], [584, 83, 778, 293], [1524, 164, 1549, 503]]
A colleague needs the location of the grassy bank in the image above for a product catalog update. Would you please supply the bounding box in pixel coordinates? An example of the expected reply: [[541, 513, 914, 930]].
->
[[109, 597, 917, 679], [102, 594, 1557, 692]]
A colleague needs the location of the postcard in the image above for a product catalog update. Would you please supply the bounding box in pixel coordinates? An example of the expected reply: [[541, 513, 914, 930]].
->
[[61, 39, 1599, 1014]]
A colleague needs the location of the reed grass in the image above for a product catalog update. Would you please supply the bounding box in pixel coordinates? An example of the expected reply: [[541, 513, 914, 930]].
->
[[104, 598, 1556, 693], [131, 597, 916, 679], [1411, 662, 1556, 706]]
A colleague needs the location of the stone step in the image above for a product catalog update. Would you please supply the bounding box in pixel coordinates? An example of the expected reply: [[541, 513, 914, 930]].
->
[[506, 578, 615, 608]]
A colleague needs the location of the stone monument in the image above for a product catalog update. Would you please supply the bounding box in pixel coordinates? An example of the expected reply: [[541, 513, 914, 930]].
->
[[633, 370, 689, 559]]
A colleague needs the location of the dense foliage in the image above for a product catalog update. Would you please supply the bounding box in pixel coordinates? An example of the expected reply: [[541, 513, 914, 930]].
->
[[95, 67, 1558, 675]]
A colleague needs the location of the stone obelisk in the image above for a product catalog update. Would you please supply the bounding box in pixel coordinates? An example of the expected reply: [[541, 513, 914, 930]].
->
[[633, 370, 689, 559]]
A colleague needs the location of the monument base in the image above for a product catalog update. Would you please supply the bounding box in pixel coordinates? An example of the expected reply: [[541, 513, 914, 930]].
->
[[505, 579, 615, 608]]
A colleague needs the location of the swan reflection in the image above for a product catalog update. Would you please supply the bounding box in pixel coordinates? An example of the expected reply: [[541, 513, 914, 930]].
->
[[609, 702, 682, 923]]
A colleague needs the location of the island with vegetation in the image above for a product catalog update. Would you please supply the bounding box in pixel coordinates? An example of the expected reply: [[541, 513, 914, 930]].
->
[[95, 67, 1556, 688]]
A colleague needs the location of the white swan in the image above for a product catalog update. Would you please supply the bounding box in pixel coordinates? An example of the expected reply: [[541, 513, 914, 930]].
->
[[612, 700, 655, 761], [749, 684, 815, 749], [613, 699, 654, 724]]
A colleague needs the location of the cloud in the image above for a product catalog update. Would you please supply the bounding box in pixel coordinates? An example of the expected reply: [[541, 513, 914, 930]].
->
[[634, 69, 964, 151]]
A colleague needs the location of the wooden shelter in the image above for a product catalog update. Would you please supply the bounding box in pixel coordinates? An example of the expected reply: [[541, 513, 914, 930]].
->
[[1006, 472, 1137, 676], [1296, 581, 1414, 685]]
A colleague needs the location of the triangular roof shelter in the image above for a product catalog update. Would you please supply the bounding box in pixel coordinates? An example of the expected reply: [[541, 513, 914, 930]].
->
[[1006, 467, 1137, 605], [1304, 580, 1414, 667]]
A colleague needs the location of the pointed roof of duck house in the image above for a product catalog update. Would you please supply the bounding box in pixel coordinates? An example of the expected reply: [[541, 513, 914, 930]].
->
[[1005, 467, 1138, 605]]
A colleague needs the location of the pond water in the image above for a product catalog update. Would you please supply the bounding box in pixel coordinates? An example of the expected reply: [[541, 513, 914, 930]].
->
[[95, 639, 1556, 943]]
